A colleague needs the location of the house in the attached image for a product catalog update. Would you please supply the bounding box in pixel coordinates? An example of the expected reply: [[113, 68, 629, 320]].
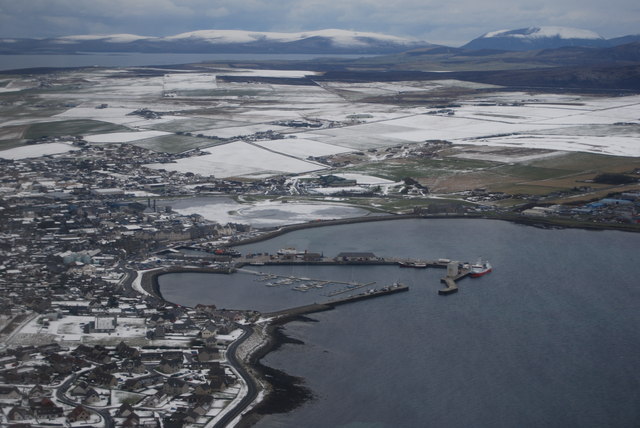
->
[[87, 369, 117, 388], [48, 352, 89, 374], [121, 357, 146, 374], [163, 378, 189, 396], [69, 381, 90, 396], [156, 358, 182, 374], [7, 406, 33, 421], [0, 386, 23, 400], [31, 398, 64, 420], [116, 341, 140, 359], [67, 405, 92, 423], [99, 361, 119, 374], [122, 375, 163, 392], [197, 346, 219, 362], [146, 325, 166, 340], [190, 394, 214, 416], [28, 384, 47, 399], [73, 344, 111, 364], [200, 321, 217, 339], [123, 412, 141, 427], [82, 388, 101, 405], [116, 402, 135, 418]]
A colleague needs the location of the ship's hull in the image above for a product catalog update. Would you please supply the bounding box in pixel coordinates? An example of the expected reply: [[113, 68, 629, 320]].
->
[[470, 267, 492, 277]]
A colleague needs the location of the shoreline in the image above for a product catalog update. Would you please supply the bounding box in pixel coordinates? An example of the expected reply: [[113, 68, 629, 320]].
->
[[139, 214, 639, 427], [235, 318, 316, 428], [229, 213, 639, 247]]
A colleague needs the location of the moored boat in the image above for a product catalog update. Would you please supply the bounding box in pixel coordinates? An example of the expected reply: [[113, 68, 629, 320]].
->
[[470, 259, 492, 277], [398, 260, 428, 268]]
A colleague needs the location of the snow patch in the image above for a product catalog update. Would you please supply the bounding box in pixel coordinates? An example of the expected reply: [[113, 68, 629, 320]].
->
[[145, 141, 327, 178], [0, 142, 79, 160], [482, 26, 603, 40]]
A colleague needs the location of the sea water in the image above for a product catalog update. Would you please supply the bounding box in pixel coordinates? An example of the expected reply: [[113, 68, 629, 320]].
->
[[159, 219, 640, 428]]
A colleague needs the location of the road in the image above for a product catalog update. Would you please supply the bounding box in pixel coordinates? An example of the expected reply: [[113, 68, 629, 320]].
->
[[212, 324, 259, 428], [55, 370, 115, 428]]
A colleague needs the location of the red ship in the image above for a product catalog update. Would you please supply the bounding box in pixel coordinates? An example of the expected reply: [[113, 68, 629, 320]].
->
[[470, 260, 492, 277]]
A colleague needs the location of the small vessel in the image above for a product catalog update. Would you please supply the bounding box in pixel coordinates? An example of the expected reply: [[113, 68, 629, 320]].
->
[[470, 259, 492, 277], [398, 261, 427, 268], [277, 247, 300, 256]]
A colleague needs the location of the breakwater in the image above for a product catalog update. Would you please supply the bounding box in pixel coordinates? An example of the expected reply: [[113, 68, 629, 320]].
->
[[263, 283, 410, 320]]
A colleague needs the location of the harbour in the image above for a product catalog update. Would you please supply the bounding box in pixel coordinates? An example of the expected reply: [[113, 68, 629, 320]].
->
[[157, 219, 640, 428]]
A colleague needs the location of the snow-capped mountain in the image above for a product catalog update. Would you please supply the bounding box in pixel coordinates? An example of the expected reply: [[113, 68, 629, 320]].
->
[[0, 29, 429, 55], [463, 26, 610, 51]]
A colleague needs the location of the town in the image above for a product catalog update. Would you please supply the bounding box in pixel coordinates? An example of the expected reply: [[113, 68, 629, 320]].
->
[[0, 118, 639, 427]]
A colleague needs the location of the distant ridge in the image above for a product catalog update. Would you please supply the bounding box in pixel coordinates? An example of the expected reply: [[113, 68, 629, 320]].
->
[[0, 29, 430, 55], [463, 26, 624, 51], [1, 27, 638, 56]]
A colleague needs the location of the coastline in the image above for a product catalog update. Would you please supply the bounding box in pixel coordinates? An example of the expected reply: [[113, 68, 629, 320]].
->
[[229, 212, 639, 247], [235, 318, 316, 428], [139, 214, 639, 427]]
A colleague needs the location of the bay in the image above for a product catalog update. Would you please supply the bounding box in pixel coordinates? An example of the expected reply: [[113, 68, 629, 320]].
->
[[159, 218, 640, 428], [0, 53, 372, 71]]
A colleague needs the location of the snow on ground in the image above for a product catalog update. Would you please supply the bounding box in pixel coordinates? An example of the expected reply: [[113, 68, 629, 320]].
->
[[172, 198, 369, 227], [54, 105, 187, 127], [145, 141, 326, 178], [0, 142, 79, 159], [163, 73, 217, 91], [84, 130, 171, 143], [20, 315, 147, 341], [224, 69, 320, 78], [254, 138, 351, 158], [332, 173, 396, 184], [195, 123, 289, 138], [309, 186, 370, 195], [467, 134, 640, 157], [286, 95, 640, 157]]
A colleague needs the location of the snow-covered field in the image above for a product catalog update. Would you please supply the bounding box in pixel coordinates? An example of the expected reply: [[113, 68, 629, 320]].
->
[[171, 197, 370, 227], [255, 138, 351, 158], [163, 73, 217, 91], [195, 123, 289, 138], [1, 67, 639, 165], [146, 140, 327, 178], [0, 142, 79, 159]]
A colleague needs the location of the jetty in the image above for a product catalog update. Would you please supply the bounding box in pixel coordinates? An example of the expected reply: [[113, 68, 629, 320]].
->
[[438, 262, 472, 295], [263, 283, 409, 320]]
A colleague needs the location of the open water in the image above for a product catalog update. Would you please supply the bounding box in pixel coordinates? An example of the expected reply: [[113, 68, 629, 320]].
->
[[159, 219, 640, 428], [0, 53, 372, 71]]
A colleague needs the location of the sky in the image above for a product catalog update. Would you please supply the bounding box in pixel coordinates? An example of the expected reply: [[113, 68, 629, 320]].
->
[[0, 0, 638, 46]]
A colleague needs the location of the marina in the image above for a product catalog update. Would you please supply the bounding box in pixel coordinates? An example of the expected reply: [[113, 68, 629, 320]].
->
[[236, 252, 486, 295]]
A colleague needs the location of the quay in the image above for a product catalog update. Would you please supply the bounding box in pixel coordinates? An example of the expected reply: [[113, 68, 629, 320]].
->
[[263, 283, 409, 320], [438, 265, 472, 295]]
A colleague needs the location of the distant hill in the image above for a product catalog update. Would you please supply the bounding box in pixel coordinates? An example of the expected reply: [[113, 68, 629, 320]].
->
[[463, 26, 637, 51], [0, 29, 431, 55]]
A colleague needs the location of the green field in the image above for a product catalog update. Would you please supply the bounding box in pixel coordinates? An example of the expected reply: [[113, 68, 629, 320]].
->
[[132, 134, 221, 153], [24, 120, 130, 139]]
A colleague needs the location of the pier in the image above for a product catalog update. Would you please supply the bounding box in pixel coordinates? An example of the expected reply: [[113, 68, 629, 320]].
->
[[438, 264, 472, 295], [263, 283, 409, 320]]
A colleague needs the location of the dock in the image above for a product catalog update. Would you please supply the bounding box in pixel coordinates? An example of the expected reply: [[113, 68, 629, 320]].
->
[[438, 268, 471, 296], [263, 283, 409, 320], [439, 277, 459, 295], [234, 253, 486, 296]]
